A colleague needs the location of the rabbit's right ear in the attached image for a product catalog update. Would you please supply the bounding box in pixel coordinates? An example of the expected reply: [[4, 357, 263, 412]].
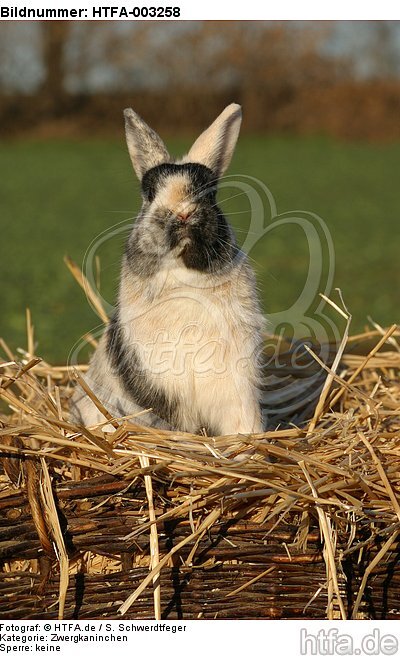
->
[[124, 109, 170, 180], [184, 103, 242, 178]]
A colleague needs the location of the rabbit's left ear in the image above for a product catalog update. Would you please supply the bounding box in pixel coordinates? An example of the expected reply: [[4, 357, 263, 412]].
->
[[124, 108, 170, 180], [185, 103, 242, 178]]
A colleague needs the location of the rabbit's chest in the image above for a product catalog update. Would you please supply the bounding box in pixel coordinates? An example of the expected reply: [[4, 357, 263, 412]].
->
[[133, 290, 242, 353], [120, 276, 255, 382]]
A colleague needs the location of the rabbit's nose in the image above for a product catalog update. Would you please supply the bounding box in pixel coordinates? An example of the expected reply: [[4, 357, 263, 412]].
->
[[176, 211, 192, 223]]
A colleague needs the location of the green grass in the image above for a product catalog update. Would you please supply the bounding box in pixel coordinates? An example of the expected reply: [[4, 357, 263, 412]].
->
[[1, 135, 398, 363]]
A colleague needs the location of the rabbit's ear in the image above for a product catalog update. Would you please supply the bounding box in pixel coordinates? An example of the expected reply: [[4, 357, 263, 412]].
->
[[124, 108, 170, 180], [185, 103, 242, 178]]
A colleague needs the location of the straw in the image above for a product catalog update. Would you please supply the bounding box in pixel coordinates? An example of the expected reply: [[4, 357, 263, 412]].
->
[[64, 256, 109, 325], [139, 453, 161, 620], [40, 459, 69, 619]]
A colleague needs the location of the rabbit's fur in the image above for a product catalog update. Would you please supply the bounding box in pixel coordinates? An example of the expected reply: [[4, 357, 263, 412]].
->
[[71, 104, 265, 435]]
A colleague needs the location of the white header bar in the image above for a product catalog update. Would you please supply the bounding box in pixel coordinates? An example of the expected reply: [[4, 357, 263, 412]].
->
[[0, 0, 400, 20]]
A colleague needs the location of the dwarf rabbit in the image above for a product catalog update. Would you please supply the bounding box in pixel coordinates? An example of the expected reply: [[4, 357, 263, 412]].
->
[[70, 103, 265, 435]]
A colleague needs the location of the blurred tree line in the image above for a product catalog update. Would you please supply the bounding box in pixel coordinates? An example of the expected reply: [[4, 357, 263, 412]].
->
[[0, 21, 400, 139]]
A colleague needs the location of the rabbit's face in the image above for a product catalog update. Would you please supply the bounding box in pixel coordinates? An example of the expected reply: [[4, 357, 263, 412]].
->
[[139, 162, 227, 265], [124, 104, 242, 273], [127, 162, 236, 274]]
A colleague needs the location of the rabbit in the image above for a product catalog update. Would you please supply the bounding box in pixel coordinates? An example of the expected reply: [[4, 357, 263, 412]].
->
[[70, 103, 266, 436]]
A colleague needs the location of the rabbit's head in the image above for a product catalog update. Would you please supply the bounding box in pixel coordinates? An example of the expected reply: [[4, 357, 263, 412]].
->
[[124, 104, 242, 274]]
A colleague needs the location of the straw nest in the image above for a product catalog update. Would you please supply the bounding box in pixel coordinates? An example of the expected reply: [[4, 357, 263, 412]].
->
[[0, 294, 399, 620]]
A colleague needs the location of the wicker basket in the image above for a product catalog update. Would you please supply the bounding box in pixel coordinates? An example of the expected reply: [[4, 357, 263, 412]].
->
[[1, 467, 400, 620]]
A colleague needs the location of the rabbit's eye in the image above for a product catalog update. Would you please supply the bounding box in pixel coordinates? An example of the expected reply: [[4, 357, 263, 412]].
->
[[194, 189, 216, 205], [141, 181, 153, 202]]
